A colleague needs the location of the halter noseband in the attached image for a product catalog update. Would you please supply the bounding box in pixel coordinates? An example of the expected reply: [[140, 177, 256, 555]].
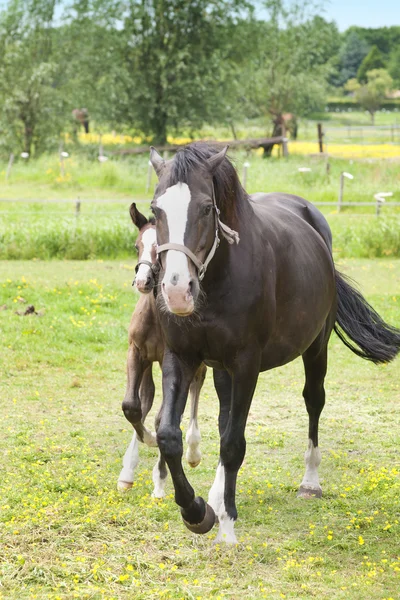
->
[[133, 259, 160, 287], [156, 184, 239, 282]]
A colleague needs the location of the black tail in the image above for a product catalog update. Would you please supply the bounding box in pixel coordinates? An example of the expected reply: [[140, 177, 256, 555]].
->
[[334, 270, 400, 364]]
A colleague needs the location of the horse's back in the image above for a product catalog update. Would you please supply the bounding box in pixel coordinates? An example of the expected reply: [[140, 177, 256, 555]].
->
[[250, 192, 332, 252]]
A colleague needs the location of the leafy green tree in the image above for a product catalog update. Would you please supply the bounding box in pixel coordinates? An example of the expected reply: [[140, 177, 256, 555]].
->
[[333, 31, 369, 87], [242, 0, 329, 148], [0, 0, 66, 156], [357, 45, 386, 83], [388, 46, 400, 88], [345, 69, 393, 124], [116, 0, 250, 144]]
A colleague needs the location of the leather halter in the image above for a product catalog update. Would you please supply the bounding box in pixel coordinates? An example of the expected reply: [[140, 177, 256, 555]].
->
[[156, 184, 223, 282], [133, 259, 160, 287]]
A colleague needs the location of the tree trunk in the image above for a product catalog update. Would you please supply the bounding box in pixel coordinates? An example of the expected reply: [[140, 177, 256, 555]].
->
[[23, 123, 33, 156], [370, 111, 375, 125]]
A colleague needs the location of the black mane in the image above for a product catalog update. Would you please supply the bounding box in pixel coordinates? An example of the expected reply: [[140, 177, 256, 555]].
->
[[167, 142, 246, 224]]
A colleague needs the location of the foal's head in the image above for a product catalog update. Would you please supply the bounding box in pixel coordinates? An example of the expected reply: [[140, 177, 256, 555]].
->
[[129, 203, 157, 294], [150, 143, 242, 316]]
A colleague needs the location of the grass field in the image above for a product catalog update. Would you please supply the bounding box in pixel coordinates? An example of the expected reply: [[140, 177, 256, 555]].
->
[[1, 259, 399, 600]]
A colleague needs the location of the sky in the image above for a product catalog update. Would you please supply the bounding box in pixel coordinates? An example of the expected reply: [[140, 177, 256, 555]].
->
[[315, 0, 400, 31]]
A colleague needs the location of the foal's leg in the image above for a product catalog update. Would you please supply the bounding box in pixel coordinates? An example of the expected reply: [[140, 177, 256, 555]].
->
[[298, 340, 328, 499], [139, 365, 157, 447], [118, 345, 145, 490], [186, 364, 207, 468]]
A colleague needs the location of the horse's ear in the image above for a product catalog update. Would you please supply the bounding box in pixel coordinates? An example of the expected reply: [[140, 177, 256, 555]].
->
[[150, 146, 165, 178], [129, 203, 148, 230], [207, 146, 229, 174]]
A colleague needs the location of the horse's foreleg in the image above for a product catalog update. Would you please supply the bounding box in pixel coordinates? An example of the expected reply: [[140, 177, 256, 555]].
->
[[298, 339, 328, 499], [208, 369, 232, 515], [185, 364, 206, 468], [211, 353, 260, 544], [157, 350, 215, 534], [118, 432, 139, 491], [139, 365, 157, 447]]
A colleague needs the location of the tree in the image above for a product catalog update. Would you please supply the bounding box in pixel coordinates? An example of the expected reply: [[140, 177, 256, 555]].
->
[[345, 69, 393, 124], [357, 45, 386, 83], [117, 0, 250, 145], [333, 31, 369, 87], [242, 0, 330, 151], [0, 0, 67, 156], [388, 46, 400, 88]]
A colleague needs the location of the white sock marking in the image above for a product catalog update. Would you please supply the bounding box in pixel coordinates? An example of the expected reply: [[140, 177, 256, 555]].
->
[[152, 456, 167, 498], [215, 504, 238, 545], [118, 432, 139, 488], [300, 439, 322, 491], [208, 462, 225, 514], [136, 227, 157, 283], [186, 418, 201, 467], [156, 183, 191, 285]]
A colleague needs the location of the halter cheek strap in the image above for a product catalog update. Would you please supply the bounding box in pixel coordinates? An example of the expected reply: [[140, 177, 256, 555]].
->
[[156, 185, 239, 281]]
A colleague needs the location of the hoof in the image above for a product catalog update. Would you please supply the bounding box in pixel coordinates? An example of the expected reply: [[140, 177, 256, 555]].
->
[[183, 502, 216, 535], [187, 458, 201, 469], [117, 480, 133, 492], [297, 485, 322, 499]]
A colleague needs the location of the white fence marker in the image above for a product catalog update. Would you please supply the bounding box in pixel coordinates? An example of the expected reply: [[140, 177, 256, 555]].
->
[[374, 192, 392, 216], [338, 172, 354, 212], [242, 161, 250, 189]]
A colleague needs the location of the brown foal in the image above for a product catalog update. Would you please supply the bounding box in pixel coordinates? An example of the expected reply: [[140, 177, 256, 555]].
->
[[117, 204, 206, 497]]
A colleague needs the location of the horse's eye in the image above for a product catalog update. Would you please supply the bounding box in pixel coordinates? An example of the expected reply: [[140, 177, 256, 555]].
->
[[202, 205, 213, 217], [134, 245, 139, 253]]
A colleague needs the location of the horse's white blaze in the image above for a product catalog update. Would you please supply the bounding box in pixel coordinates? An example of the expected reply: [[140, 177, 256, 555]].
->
[[136, 227, 156, 283], [117, 432, 139, 489], [208, 462, 225, 514], [215, 504, 238, 545], [185, 418, 201, 467], [157, 183, 191, 286], [300, 439, 322, 491], [152, 456, 167, 498]]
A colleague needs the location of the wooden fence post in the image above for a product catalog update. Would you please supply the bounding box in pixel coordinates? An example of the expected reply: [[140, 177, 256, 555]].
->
[[75, 198, 81, 220], [317, 123, 324, 153]]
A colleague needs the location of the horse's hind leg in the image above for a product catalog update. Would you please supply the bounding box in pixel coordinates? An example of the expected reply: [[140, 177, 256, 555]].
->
[[186, 364, 206, 468], [298, 336, 328, 499]]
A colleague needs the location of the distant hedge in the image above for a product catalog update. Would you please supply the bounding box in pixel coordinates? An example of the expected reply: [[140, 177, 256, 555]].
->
[[326, 98, 400, 112]]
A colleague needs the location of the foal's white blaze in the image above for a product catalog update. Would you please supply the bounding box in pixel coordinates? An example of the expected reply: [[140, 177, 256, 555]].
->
[[117, 432, 139, 490], [136, 227, 157, 284], [300, 439, 322, 492], [157, 183, 193, 311]]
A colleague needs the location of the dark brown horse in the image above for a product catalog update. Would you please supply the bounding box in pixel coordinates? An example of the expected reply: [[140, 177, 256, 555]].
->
[[119, 206, 206, 497], [123, 142, 400, 543]]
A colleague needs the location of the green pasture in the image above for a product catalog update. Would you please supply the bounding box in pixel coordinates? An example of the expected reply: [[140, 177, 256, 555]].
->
[[0, 259, 399, 600], [1, 153, 400, 260]]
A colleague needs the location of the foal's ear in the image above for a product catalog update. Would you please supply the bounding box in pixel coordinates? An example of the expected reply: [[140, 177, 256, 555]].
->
[[207, 145, 229, 174], [129, 203, 148, 230], [150, 146, 165, 178]]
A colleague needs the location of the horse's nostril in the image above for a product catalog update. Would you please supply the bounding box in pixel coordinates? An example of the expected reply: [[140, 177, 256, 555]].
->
[[146, 275, 152, 286], [188, 279, 194, 297]]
